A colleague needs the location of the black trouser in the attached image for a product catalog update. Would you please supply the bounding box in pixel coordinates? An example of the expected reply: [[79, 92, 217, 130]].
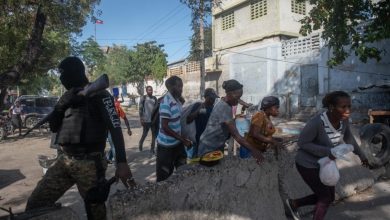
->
[[11, 114, 22, 134], [294, 163, 335, 220], [139, 122, 156, 151], [156, 143, 186, 182]]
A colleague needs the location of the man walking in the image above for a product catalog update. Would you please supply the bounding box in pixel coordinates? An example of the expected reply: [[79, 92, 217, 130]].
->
[[156, 76, 191, 182], [9, 100, 22, 136], [25, 57, 135, 220], [106, 95, 132, 163], [138, 86, 157, 153]]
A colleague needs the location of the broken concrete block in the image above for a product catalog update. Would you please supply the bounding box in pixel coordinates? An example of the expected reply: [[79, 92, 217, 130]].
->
[[335, 152, 374, 199], [108, 156, 287, 220], [370, 167, 386, 180], [29, 207, 79, 220]]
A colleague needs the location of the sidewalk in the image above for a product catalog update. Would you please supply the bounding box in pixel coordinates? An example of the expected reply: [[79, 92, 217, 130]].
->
[[323, 180, 390, 220]]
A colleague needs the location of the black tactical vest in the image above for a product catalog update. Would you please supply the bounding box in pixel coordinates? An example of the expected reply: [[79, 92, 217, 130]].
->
[[56, 94, 107, 146]]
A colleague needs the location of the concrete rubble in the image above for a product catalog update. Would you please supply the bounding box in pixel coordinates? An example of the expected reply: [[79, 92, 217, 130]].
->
[[29, 207, 79, 220], [108, 155, 287, 220], [108, 141, 375, 220]]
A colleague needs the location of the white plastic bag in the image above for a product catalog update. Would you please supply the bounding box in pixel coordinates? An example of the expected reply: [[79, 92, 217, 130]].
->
[[331, 144, 354, 161], [318, 157, 340, 186], [180, 102, 201, 144]]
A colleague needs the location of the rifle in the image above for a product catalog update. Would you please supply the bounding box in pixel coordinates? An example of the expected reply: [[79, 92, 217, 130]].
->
[[23, 74, 109, 137]]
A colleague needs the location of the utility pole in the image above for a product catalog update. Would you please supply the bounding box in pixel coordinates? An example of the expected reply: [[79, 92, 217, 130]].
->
[[199, 0, 206, 98]]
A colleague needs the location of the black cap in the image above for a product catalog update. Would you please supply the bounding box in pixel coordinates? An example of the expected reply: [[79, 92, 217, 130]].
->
[[204, 88, 219, 99], [222, 79, 243, 92], [261, 96, 280, 110]]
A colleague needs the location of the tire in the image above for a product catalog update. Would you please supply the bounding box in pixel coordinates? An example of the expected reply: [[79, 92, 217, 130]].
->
[[25, 116, 39, 129], [359, 123, 390, 168]]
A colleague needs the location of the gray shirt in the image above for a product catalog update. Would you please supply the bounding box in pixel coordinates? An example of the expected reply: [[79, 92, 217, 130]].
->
[[139, 95, 157, 122], [198, 99, 233, 156], [295, 113, 366, 168]]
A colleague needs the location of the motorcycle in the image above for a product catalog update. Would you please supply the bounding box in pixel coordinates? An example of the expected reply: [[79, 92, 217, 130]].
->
[[0, 113, 14, 141]]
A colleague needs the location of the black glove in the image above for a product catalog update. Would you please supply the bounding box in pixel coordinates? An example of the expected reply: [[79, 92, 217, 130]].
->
[[55, 88, 84, 112]]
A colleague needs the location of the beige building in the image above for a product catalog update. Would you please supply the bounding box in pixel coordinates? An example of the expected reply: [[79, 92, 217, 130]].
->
[[168, 0, 314, 101], [212, 0, 311, 51], [167, 0, 390, 121]]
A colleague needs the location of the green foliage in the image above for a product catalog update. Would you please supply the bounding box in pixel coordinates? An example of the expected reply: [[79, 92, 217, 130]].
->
[[100, 45, 132, 85], [299, 0, 390, 67], [133, 41, 167, 82], [18, 71, 60, 95], [180, 0, 213, 60], [0, 0, 101, 88], [96, 41, 167, 95], [79, 36, 105, 76], [189, 25, 212, 60]]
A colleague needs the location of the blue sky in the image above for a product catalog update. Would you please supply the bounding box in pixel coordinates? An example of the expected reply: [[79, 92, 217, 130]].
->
[[77, 0, 193, 63]]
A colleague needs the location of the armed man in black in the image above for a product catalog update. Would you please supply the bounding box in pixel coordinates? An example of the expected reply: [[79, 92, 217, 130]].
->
[[25, 57, 135, 220]]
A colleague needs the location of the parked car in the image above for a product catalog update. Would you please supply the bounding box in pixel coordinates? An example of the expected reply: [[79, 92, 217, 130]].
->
[[16, 95, 58, 129]]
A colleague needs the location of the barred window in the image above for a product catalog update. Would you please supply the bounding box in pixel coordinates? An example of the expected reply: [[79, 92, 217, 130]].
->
[[291, 0, 306, 15], [251, 0, 267, 20], [222, 11, 234, 30]]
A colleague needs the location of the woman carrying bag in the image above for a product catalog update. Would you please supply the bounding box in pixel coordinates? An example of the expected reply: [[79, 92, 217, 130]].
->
[[285, 91, 369, 220]]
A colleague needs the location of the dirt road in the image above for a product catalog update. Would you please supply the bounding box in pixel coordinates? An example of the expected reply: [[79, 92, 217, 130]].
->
[[0, 109, 389, 219], [0, 109, 156, 219]]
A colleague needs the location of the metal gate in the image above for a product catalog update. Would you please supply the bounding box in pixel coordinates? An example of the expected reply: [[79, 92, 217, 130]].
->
[[300, 64, 318, 107]]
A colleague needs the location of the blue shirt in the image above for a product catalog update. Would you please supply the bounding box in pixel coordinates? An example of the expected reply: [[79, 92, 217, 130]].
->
[[157, 92, 182, 147]]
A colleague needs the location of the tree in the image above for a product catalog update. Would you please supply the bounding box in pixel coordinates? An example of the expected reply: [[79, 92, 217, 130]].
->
[[180, 0, 214, 97], [300, 0, 390, 66], [100, 45, 132, 86], [97, 41, 167, 96], [189, 25, 212, 60], [79, 36, 105, 76], [0, 0, 101, 109]]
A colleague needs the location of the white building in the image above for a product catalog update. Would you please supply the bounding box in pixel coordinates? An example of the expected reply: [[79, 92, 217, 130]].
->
[[206, 0, 390, 121]]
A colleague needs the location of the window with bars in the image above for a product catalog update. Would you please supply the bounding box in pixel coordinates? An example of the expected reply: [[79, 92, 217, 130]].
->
[[291, 0, 306, 15], [251, 0, 267, 20], [222, 11, 235, 30]]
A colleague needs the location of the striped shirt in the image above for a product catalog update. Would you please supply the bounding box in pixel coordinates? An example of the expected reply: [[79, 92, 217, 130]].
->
[[320, 111, 343, 146], [157, 92, 183, 147]]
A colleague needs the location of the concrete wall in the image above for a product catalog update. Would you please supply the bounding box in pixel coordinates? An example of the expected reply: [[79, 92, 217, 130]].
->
[[214, 0, 281, 50], [213, 33, 390, 121], [279, 0, 313, 35], [119, 79, 166, 98], [213, 0, 314, 50]]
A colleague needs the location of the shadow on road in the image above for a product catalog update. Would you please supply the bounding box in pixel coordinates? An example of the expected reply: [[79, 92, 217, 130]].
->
[[0, 169, 25, 190]]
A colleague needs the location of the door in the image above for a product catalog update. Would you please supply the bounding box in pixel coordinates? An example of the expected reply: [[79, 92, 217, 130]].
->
[[300, 64, 318, 107]]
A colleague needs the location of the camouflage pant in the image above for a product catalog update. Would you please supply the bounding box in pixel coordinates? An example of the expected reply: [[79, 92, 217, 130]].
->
[[26, 152, 108, 220]]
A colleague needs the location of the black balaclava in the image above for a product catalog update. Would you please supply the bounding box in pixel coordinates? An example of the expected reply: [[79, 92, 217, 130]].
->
[[58, 57, 89, 90]]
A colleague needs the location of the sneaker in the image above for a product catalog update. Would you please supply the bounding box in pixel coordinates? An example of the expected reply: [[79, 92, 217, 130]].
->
[[285, 199, 300, 220]]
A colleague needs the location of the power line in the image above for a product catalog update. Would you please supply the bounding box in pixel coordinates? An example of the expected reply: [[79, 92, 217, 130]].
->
[[170, 42, 191, 59], [80, 36, 189, 41], [150, 13, 191, 40], [93, 38, 189, 45], [221, 49, 389, 78], [136, 4, 184, 42]]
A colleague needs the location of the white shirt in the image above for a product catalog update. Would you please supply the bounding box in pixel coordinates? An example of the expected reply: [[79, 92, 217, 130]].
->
[[11, 105, 22, 115], [320, 111, 343, 146]]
